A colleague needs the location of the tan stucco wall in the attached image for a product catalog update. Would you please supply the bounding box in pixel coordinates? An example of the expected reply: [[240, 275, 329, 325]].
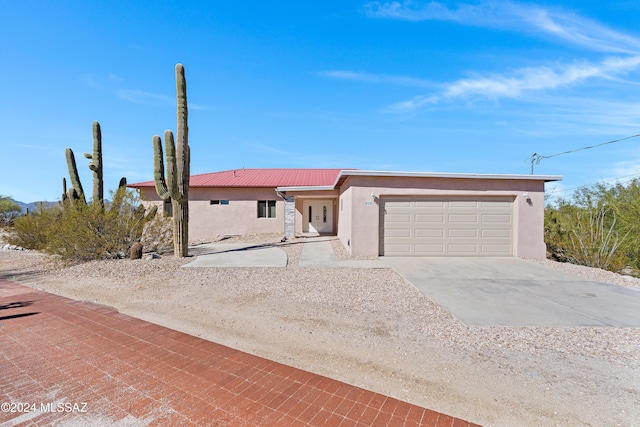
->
[[337, 184, 353, 253], [138, 187, 285, 241], [338, 176, 548, 259]]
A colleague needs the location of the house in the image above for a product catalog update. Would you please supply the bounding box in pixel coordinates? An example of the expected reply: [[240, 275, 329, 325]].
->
[[128, 168, 562, 258]]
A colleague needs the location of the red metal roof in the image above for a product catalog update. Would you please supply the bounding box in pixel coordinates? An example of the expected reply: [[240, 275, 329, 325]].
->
[[129, 168, 346, 188]]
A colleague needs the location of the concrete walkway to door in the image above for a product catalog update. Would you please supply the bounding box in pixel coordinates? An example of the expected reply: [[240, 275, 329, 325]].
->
[[383, 257, 640, 327], [298, 237, 383, 268]]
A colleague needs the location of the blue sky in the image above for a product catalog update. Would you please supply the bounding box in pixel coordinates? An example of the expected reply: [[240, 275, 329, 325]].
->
[[2, 0, 640, 203]]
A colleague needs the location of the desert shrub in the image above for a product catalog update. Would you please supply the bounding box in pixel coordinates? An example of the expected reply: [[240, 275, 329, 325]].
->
[[566, 205, 629, 271], [8, 203, 63, 250], [544, 199, 577, 263], [545, 180, 637, 272], [0, 196, 22, 226], [7, 190, 164, 262]]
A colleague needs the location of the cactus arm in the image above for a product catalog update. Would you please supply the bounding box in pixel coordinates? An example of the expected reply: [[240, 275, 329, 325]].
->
[[164, 130, 184, 202], [62, 178, 68, 204], [152, 135, 171, 201], [65, 148, 85, 203]]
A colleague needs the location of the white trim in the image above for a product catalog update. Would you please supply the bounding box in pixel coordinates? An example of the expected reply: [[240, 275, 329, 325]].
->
[[332, 170, 562, 187], [278, 170, 562, 193], [276, 185, 336, 192]]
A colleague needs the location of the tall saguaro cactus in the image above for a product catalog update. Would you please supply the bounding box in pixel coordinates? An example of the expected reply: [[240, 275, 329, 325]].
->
[[84, 121, 104, 207], [153, 63, 190, 257]]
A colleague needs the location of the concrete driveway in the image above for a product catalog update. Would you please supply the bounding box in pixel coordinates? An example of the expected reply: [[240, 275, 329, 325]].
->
[[382, 257, 640, 327]]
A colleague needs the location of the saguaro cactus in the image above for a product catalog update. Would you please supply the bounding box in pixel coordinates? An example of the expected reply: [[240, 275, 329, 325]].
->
[[152, 63, 190, 258], [83, 121, 104, 207], [64, 122, 124, 207]]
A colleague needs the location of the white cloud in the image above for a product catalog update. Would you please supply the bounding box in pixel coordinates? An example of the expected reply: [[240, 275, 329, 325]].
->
[[443, 56, 640, 100], [116, 89, 208, 110], [383, 95, 439, 113], [365, 0, 640, 53], [380, 55, 640, 113], [116, 89, 174, 105], [319, 70, 434, 88]]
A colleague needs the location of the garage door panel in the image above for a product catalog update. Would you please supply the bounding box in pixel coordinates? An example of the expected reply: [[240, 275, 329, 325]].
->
[[415, 244, 445, 254], [449, 200, 479, 208], [481, 244, 511, 254], [482, 229, 511, 238], [387, 201, 412, 208], [482, 201, 511, 208], [415, 201, 445, 208], [415, 214, 445, 223], [415, 229, 444, 238], [381, 197, 513, 256], [448, 214, 479, 223], [448, 244, 479, 253], [482, 214, 511, 223], [385, 243, 412, 254], [449, 229, 478, 238], [385, 228, 411, 238], [385, 214, 412, 223]]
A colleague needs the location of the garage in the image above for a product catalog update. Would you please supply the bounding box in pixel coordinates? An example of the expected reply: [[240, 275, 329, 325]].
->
[[380, 196, 514, 256]]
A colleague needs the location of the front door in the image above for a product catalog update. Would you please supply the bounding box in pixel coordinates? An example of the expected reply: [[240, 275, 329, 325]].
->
[[303, 200, 333, 233]]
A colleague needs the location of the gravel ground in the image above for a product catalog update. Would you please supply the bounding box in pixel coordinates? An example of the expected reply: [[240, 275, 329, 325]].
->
[[1, 235, 639, 427]]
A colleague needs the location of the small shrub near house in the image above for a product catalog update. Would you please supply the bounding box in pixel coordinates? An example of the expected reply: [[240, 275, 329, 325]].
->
[[7, 190, 171, 262]]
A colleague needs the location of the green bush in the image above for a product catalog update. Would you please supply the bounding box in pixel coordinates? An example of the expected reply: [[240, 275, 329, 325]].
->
[[545, 180, 638, 272], [7, 190, 165, 262], [0, 196, 22, 226], [566, 205, 628, 271]]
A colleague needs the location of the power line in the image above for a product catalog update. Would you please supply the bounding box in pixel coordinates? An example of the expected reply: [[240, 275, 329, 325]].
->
[[528, 133, 640, 174]]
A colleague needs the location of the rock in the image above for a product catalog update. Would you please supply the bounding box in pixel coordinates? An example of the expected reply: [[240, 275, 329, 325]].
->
[[130, 242, 143, 260], [619, 266, 634, 276], [144, 253, 161, 260]]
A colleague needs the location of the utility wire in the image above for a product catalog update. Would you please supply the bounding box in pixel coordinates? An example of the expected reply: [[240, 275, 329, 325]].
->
[[528, 133, 640, 174]]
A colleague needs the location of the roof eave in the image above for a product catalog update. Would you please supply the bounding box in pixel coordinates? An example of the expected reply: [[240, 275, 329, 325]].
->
[[332, 170, 563, 187], [276, 185, 336, 192]]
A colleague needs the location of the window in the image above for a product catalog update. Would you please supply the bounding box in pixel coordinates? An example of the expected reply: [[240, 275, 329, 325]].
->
[[163, 200, 173, 217], [210, 200, 229, 205], [258, 200, 276, 218]]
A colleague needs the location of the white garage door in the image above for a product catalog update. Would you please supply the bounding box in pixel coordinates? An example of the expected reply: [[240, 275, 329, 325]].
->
[[380, 197, 513, 256]]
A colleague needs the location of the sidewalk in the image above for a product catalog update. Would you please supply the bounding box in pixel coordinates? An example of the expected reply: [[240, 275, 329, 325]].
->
[[0, 279, 480, 426]]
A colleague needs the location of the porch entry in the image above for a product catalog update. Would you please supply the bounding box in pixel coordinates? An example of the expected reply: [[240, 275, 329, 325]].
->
[[303, 199, 334, 233]]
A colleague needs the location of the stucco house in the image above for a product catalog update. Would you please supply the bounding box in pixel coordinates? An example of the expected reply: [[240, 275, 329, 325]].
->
[[128, 168, 561, 258]]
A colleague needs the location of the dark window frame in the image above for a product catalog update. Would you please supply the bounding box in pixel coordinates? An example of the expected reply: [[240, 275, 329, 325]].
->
[[257, 200, 277, 218]]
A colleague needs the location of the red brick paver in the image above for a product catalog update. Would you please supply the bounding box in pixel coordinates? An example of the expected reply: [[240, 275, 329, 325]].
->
[[0, 279, 481, 426]]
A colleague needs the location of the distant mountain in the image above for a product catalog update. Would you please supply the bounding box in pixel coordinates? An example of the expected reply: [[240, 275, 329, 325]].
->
[[10, 199, 58, 213]]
